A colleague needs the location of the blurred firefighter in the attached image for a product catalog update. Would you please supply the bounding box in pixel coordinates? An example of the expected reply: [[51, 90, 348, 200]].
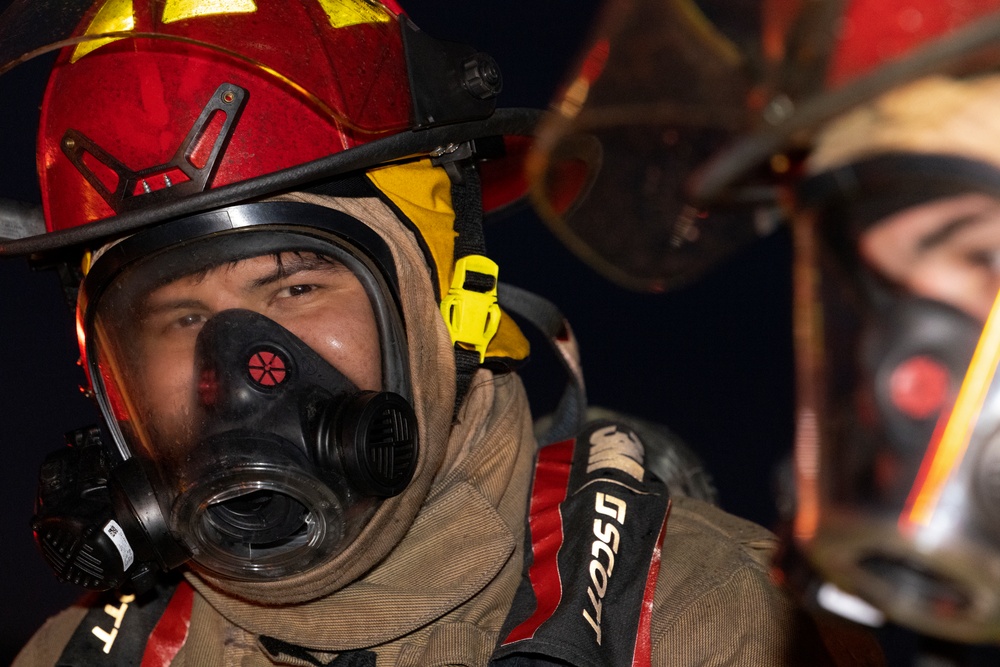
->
[[526, 0, 1000, 654]]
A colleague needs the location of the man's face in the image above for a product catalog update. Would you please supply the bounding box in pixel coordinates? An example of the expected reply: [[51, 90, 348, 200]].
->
[[861, 193, 1000, 321], [125, 251, 381, 450]]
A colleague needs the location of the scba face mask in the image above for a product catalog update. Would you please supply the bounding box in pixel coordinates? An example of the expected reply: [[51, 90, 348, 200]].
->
[[32, 201, 418, 590], [790, 155, 1000, 642]]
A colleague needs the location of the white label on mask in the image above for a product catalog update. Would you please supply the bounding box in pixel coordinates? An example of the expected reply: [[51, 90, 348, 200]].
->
[[103, 520, 135, 571]]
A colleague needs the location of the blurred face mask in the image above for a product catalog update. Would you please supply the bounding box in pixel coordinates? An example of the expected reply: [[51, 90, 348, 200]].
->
[[34, 201, 419, 587], [791, 155, 1000, 642]]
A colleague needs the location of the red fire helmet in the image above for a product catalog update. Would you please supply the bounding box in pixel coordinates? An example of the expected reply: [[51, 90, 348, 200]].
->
[[0, 0, 575, 256], [38, 0, 414, 233]]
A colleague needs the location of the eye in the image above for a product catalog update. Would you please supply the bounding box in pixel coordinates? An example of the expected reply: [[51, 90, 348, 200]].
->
[[964, 249, 1000, 270], [283, 284, 316, 297], [174, 313, 207, 329]]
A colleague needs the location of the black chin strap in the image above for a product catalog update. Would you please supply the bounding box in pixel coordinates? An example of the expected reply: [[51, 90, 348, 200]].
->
[[444, 157, 494, 414], [497, 282, 587, 445], [441, 150, 590, 436]]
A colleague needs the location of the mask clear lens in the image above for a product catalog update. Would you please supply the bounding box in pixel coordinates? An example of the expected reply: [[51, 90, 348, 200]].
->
[[80, 204, 414, 580]]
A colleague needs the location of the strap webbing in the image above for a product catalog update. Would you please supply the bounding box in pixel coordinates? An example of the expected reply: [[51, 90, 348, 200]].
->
[[451, 161, 487, 260], [497, 283, 587, 445], [258, 636, 377, 666]]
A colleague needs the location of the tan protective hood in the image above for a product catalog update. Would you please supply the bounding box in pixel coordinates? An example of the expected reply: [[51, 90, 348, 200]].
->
[[182, 188, 537, 650], [809, 74, 1000, 174]]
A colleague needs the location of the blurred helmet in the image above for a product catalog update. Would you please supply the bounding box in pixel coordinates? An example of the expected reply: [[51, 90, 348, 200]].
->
[[527, 0, 1000, 291], [710, 0, 1000, 643], [787, 74, 1000, 643], [526, 0, 766, 292], [693, 0, 1000, 202]]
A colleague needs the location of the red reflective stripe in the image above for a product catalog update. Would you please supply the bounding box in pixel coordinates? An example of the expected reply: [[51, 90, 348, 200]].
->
[[632, 500, 670, 667], [502, 439, 574, 644], [140, 580, 194, 667]]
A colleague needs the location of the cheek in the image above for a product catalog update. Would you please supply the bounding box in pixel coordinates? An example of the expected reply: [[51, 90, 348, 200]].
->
[[297, 306, 383, 392], [134, 342, 198, 449], [908, 256, 998, 322]]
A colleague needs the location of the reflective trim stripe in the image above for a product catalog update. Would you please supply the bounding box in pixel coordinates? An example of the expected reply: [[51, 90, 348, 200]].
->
[[502, 439, 574, 643], [140, 580, 194, 667], [631, 501, 670, 667]]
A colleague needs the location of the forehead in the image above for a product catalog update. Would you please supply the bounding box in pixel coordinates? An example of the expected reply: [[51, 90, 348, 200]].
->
[[157, 251, 345, 285], [108, 239, 356, 300]]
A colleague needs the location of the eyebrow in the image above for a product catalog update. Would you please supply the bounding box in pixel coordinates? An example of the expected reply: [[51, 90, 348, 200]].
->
[[918, 206, 1000, 251], [247, 254, 346, 289], [137, 253, 348, 317], [138, 298, 207, 320]]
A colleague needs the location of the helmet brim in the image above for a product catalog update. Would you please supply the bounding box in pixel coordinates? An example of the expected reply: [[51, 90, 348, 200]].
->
[[0, 107, 543, 257]]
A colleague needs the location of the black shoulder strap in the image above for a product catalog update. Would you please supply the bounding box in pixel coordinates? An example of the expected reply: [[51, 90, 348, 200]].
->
[[56, 577, 190, 667], [257, 636, 377, 666], [492, 420, 671, 667]]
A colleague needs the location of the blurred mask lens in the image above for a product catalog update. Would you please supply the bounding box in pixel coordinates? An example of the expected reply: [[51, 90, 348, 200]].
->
[[792, 188, 1000, 641]]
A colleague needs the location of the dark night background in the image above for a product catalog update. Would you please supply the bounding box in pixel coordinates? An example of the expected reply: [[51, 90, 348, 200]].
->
[[0, 2, 806, 662]]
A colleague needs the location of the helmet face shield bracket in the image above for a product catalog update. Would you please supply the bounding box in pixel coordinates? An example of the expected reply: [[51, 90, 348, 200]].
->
[[62, 82, 248, 215], [429, 135, 506, 183]]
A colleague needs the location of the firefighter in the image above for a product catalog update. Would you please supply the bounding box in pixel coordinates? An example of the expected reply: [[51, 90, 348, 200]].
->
[[780, 72, 1000, 645], [2, 0, 843, 664]]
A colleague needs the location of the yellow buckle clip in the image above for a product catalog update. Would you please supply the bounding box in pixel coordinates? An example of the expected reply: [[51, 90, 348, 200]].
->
[[440, 255, 501, 363]]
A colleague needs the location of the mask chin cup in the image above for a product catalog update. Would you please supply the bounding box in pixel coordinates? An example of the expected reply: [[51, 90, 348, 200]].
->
[[806, 516, 1000, 642], [172, 388, 418, 581], [171, 435, 357, 581]]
